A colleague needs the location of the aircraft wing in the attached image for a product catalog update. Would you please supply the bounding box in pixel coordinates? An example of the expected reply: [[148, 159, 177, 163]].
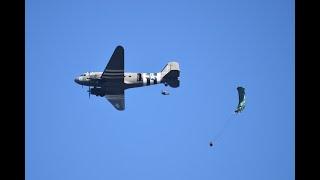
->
[[101, 46, 125, 110], [105, 93, 125, 111], [104, 87, 125, 110], [101, 46, 124, 84]]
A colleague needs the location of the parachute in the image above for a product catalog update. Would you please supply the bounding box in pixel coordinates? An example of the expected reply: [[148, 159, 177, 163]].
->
[[209, 86, 246, 148], [235, 86, 246, 113]]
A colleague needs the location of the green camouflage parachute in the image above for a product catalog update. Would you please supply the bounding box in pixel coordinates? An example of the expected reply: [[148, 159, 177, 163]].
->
[[209, 86, 246, 147], [235, 87, 246, 113]]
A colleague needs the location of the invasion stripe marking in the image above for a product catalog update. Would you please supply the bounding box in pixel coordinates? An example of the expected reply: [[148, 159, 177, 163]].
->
[[102, 73, 124, 76], [102, 75, 124, 77], [101, 76, 123, 79], [156, 73, 161, 84], [105, 69, 124, 72], [142, 73, 147, 85], [147, 78, 150, 85], [102, 76, 123, 79]]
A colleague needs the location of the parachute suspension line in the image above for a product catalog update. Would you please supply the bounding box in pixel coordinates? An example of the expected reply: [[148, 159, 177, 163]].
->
[[212, 113, 237, 145]]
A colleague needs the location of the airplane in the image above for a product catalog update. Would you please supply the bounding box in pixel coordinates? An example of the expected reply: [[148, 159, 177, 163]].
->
[[74, 46, 180, 111]]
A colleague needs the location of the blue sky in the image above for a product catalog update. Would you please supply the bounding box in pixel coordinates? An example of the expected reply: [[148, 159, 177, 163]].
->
[[26, 0, 294, 179]]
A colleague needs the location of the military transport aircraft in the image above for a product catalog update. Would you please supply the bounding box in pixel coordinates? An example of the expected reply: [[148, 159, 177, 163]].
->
[[74, 46, 180, 111]]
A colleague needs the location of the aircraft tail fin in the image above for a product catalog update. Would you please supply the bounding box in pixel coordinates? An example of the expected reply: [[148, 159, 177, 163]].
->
[[160, 62, 180, 88]]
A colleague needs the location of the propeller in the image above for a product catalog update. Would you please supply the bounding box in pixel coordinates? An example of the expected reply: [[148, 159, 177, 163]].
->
[[85, 72, 90, 98], [88, 86, 91, 99]]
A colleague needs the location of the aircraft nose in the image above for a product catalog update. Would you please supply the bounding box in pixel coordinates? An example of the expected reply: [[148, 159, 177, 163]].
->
[[74, 77, 80, 84]]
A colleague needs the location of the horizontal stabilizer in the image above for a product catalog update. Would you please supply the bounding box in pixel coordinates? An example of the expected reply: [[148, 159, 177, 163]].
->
[[166, 79, 180, 88]]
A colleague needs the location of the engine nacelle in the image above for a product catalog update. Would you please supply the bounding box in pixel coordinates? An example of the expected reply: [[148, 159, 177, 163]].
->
[[89, 87, 105, 97]]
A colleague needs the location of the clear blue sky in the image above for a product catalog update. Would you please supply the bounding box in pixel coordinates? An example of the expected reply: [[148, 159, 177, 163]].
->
[[26, 0, 294, 179]]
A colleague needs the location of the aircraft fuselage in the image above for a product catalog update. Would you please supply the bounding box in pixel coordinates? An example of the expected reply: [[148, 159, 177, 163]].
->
[[74, 72, 164, 90]]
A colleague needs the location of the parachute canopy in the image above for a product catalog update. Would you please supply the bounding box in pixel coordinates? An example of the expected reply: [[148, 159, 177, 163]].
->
[[235, 86, 246, 113]]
